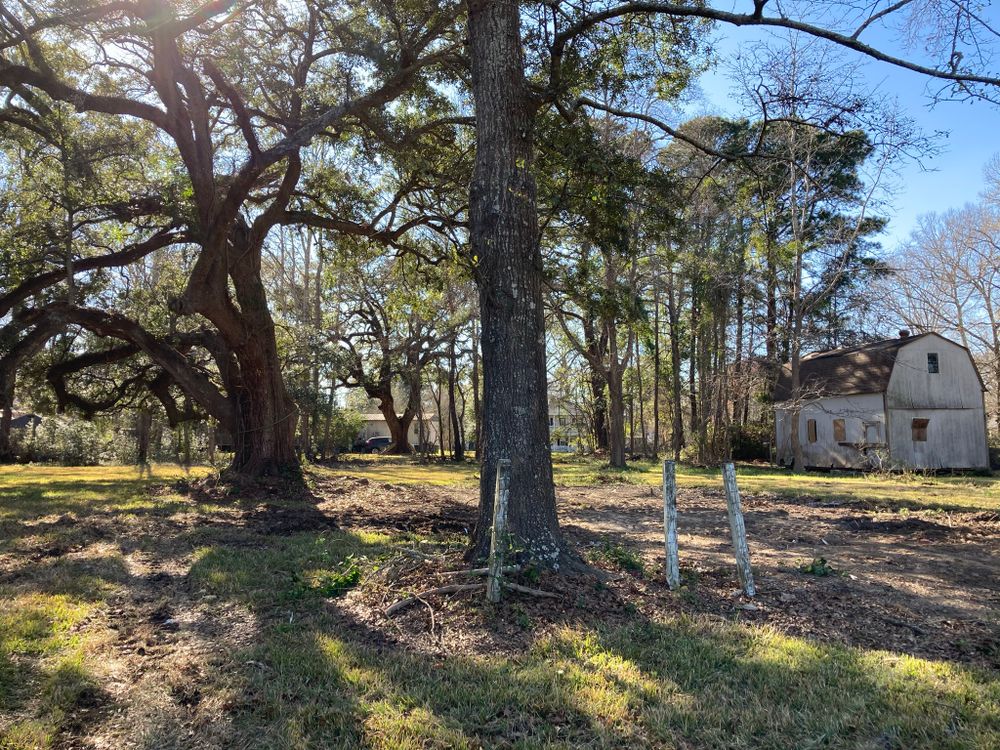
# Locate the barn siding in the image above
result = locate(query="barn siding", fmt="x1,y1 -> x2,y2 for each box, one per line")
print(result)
884,336 -> 988,468
886,335 -> 984,409
775,393 -> 885,468
886,406 -> 989,469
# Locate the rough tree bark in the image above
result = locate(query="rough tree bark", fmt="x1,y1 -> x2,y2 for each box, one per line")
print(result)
466,0 -> 565,566
0,318 -> 61,462
583,314 -> 610,451
373,389 -> 415,454
0,379 -> 13,463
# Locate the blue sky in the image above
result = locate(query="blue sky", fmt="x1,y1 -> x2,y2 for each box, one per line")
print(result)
685,22 -> 1000,253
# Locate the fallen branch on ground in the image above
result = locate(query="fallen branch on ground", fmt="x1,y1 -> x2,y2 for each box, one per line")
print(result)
384,579 -> 559,616
437,565 -> 522,577
385,583 -> 485,615
502,581 -> 558,598
399,548 -> 447,561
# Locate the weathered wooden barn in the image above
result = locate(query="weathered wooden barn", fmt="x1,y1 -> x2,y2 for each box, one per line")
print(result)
773,332 -> 990,470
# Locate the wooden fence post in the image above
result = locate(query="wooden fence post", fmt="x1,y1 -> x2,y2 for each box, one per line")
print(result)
663,460 -> 680,590
486,458 -> 511,603
721,462 -> 756,597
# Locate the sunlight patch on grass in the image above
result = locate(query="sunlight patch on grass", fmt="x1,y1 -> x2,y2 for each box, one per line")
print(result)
312,455 -> 480,487
0,463 -> 212,522
222,616 -> 998,749
318,455 -> 1000,512
189,529 -> 394,605
0,593 -> 90,660
0,593 -> 101,750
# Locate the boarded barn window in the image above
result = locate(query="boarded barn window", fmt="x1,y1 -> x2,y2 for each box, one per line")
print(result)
911,418 -> 929,442
833,419 -> 846,442
864,422 -> 881,444
807,419 -> 817,443
927,353 -> 939,373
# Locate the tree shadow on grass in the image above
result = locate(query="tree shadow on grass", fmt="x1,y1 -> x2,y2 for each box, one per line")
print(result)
174,509 -> 1000,750
184,558 -> 1000,750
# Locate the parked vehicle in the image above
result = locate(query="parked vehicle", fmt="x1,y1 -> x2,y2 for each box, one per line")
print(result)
363,436 -> 392,454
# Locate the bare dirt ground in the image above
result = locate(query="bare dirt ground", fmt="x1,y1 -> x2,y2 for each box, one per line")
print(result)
313,474 -> 1000,669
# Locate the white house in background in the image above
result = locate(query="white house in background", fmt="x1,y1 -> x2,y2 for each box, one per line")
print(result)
548,396 -> 585,453
773,331 -> 989,470
356,413 -> 438,447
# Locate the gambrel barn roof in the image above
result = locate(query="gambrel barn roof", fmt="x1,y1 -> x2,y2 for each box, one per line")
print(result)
772,333 -> 939,402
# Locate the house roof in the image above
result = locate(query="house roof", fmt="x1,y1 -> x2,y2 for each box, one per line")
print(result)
9,412 -> 41,428
772,333 -> 934,402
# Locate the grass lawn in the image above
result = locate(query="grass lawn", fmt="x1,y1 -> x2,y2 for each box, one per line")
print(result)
321,453 -> 1000,513
0,463 -> 997,748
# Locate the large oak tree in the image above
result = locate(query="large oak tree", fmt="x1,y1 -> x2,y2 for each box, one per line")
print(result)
0,0 -> 461,475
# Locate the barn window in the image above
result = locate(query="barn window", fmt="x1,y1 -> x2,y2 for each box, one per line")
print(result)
911,418 -> 929,442
927,353 -> 939,373
806,419 -> 817,443
833,419 -> 846,442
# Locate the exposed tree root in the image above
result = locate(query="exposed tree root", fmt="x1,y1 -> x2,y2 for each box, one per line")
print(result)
385,579 -> 558,616
385,584 -> 485,615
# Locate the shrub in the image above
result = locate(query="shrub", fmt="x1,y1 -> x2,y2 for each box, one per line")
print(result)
11,418 -> 108,465
800,557 -> 835,576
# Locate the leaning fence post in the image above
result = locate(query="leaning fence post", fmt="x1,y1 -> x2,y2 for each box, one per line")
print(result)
721,462 -> 756,597
486,458 -> 511,603
663,460 -> 680,590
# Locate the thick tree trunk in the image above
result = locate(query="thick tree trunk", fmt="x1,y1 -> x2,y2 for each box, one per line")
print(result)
471,318 -> 482,457
0,376 -> 14,463
591,375 -> 610,452
136,408 -> 152,465
583,315 -> 609,451
0,404 -> 12,463
377,395 -> 414,454
195,230 -> 300,477
0,321 -> 60,463
607,373 -> 627,469
466,0 -> 564,566
219,319 -> 298,475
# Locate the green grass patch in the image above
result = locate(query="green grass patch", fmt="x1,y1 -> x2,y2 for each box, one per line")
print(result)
0,463 -> 212,523
315,455 -> 1000,513
189,529 -> 393,606
291,556 -> 363,599
0,594 -> 100,749
222,617 -> 999,749
589,539 -> 646,575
